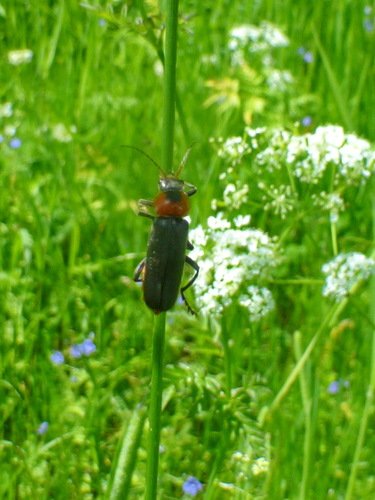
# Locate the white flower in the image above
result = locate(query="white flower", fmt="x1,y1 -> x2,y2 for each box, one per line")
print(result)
0,102 -> 13,118
223,182 -> 249,209
252,125 -> 374,184
260,183 -> 295,218
322,252 -> 375,301
239,286 -> 275,321
153,60 -> 163,77
252,457 -> 270,475
8,49 -> 33,65
190,218 -> 278,318
266,69 -> 293,91
51,123 -> 75,143
218,136 -> 250,164
4,125 -> 17,137
234,214 -> 251,227
312,192 -> 345,223
228,22 -> 289,53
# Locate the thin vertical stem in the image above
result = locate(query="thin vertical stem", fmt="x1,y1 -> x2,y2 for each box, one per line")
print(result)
145,313 -> 167,499
161,0 -> 179,173
344,195 -> 375,500
294,331 -> 313,499
145,2 -> 179,498
107,405 -> 147,500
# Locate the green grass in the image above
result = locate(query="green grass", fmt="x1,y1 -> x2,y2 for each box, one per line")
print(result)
1,0 -> 375,498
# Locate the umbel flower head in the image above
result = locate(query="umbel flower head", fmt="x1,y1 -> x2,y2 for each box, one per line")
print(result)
251,125 -> 375,185
322,252 -> 375,301
190,214 -> 278,320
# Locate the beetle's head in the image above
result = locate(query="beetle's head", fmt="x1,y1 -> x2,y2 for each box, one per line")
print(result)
158,176 -> 184,192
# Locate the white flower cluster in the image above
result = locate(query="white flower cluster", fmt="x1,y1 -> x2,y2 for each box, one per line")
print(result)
251,125 -> 375,185
312,191 -> 345,223
286,125 -> 375,184
8,49 -> 33,65
322,252 -> 375,301
251,128 -> 289,173
217,136 -> 250,165
228,22 -> 289,54
259,183 -> 295,219
190,214 -> 278,319
266,69 -> 293,91
223,182 -> 249,209
239,286 -> 275,321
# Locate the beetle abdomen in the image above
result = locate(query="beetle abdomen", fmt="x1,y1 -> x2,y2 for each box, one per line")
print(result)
143,217 -> 189,312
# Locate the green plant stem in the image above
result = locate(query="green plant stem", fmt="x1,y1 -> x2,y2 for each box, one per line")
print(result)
107,405 -> 147,500
344,197 -> 375,500
330,220 -> 338,256
294,331 -> 313,499
145,4 -> 179,496
312,27 -> 352,130
145,313 -> 167,500
221,316 -> 233,395
161,0 -> 179,173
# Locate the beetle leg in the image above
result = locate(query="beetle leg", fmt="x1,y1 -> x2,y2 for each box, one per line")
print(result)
184,182 -> 197,197
138,198 -> 155,219
187,240 -> 194,250
138,199 -> 154,208
134,258 -> 146,283
180,256 -> 199,315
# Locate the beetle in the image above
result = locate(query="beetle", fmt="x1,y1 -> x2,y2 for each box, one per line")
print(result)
134,148 -> 199,315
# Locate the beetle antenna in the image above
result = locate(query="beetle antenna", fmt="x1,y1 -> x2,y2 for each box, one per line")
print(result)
174,142 -> 197,177
122,145 -> 167,177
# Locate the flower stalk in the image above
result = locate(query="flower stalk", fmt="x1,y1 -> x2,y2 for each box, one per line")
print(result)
145,1 -> 179,498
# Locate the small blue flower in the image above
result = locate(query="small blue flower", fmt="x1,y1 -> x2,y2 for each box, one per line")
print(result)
70,344 -> 83,358
297,47 -> 314,64
327,379 -> 350,394
9,137 -> 22,149
69,337 -> 97,358
327,380 -> 340,394
363,19 -> 374,32
182,476 -> 203,496
80,338 -> 96,356
37,421 -> 49,435
98,18 -> 107,27
303,51 -> 313,63
50,350 -> 64,365
364,6 -> 372,16
0,134 -> 4,143
301,116 -> 312,127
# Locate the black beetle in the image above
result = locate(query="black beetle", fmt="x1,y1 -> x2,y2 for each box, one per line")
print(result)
134,149 -> 199,314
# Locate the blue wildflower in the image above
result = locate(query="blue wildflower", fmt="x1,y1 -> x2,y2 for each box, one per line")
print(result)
297,47 -> 313,63
327,379 -> 350,394
327,380 -> 340,394
363,19 -> 374,32
301,116 -> 312,127
80,338 -> 96,356
70,344 -> 83,358
303,51 -> 313,63
69,337 -> 96,358
9,137 -> 22,149
98,18 -> 107,27
0,134 -> 4,143
182,476 -> 203,496
50,350 -> 64,365
37,421 -> 49,435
